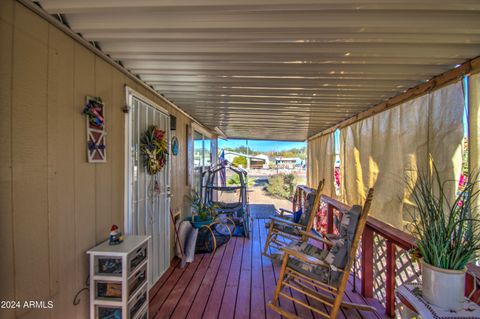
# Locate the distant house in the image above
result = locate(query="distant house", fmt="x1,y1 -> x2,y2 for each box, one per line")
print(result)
274,157 -> 302,169
253,154 -> 270,169
223,150 -> 269,169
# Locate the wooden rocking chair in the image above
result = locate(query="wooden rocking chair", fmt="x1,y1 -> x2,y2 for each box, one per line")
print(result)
268,188 -> 375,319
262,180 -> 324,257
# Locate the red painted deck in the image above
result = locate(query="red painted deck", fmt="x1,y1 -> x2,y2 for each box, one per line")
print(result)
149,219 -> 389,319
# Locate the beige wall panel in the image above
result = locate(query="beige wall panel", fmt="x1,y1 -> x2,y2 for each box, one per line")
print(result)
73,43 -> 96,319
0,0 -> 14,24
126,76 -> 139,92
11,5 -> 50,318
14,2 -> 47,43
144,90 -> 157,106
94,57 -> 113,242
168,110 -> 190,257
47,26 -> 76,317
0,17 -> 15,319
174,114 -> 186,214
111,70 -> 127,227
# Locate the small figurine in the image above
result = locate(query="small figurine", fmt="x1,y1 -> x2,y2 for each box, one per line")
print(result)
109,224 -> 124,245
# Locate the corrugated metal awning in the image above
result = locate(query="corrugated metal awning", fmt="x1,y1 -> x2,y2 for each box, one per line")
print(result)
37,0 -> 480,141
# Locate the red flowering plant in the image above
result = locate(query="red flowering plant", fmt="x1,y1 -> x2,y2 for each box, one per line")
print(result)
140,126 -> 168,175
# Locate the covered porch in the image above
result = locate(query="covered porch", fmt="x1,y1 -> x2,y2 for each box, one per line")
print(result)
1,1 -> 480,319
149,189 -> 480,319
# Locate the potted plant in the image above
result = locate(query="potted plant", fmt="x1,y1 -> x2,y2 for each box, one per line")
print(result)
188,191 -> 216,228
408,164 -> 480,311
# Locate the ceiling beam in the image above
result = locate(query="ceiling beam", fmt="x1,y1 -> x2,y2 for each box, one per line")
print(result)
164,92 -> 385,101
82,31 -> 480,44
102,42 -> 480,58
65,11 -> 480,33
39,0 -> 480,14
111,53 -> 464,65
152,85 -> 398,94
129,64 -> 449,76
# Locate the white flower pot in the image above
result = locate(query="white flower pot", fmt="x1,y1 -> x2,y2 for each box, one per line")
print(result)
421,261 -> 466,311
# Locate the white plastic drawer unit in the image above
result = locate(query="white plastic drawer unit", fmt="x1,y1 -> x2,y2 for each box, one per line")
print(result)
87,236 -> 150,319
95,280 -> 122,301
127,262 -> 147,298
135,304 -> 148,319
127,243 -> 148,276
128,285 -> 148,319
96,257 -> 123,277
95,305 -> 122,319
94,262 -> 147,302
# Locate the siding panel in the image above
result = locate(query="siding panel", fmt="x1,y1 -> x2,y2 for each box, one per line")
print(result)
47,25 -> 76,318
94,57 -> 113,242
111,71 -> 127,227
12,4 -> 50,318
1,3 -> 196,318
0,15 -> 15,319
73,43 -> 96,318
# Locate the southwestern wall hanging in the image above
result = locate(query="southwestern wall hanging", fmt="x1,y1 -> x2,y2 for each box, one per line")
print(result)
83,96 -> 106,163
140,126 -> 168,175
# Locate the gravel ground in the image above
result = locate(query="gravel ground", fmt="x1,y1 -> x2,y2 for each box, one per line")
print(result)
216,178 -> 292,219
247,179 -> 293,218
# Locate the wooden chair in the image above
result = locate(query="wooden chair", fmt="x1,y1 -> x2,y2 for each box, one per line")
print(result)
268,188 -> 375,319
262,180 -> 324,257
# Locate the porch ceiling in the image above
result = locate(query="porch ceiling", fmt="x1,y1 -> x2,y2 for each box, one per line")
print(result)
37,0 -> 480,141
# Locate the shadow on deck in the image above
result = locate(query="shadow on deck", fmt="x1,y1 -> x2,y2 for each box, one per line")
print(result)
149,219 -> 389,319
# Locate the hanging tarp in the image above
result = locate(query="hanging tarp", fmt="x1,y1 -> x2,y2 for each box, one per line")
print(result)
307,132 -> 336,198
470,73 -> 480,219
339,81 -> 464,229
428,81 -> 465,205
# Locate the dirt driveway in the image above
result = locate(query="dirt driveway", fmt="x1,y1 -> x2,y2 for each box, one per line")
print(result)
247,178 -> 293,219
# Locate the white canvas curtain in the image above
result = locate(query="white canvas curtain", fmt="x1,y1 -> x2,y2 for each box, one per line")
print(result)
307,132 -> 336,198
470,73 -> 480,219
340,81 -> 465,229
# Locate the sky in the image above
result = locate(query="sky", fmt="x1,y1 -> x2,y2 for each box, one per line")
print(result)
218,139 -> 306,152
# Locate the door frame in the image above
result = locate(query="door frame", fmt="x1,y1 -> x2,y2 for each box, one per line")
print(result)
124,86 -> 170,233
124,86 -> 171,284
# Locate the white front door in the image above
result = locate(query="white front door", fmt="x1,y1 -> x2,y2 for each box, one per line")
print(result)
126,89 -> 171,286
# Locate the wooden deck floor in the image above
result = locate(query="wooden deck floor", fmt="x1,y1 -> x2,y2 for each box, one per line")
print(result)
149,219 -> 389,319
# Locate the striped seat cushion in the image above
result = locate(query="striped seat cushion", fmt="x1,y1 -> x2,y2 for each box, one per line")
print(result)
286,205 -> 362,286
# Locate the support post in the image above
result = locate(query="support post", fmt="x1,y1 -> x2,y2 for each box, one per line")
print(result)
386,239 -> 396,317
361,226 -> 374,298
326,204 -> 334,234
465,269 -> 480,303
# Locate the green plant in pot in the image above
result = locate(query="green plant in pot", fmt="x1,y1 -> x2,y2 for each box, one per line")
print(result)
188,191 -> 217,228
407,164 -> 480,311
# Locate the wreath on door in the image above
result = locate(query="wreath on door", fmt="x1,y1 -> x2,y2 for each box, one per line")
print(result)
140,126 -> 168,175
